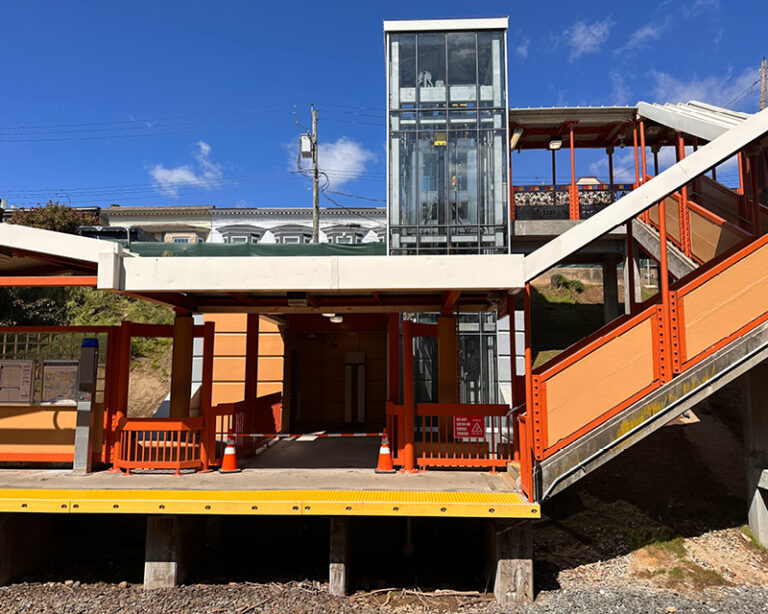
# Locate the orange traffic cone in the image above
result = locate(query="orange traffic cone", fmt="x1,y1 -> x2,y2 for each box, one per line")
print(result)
375,429 -> 396,474
219,430 -> 242,473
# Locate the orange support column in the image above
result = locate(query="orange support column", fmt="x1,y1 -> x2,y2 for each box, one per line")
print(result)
243,314 -> 260,409
657,198 -> 673,383
639,119 -> 648,181
677,133 -> 692,257
400,319 -> 417,473
750,154 -> 761,236
522,283 -> 534,495
109,321 -> 132,471
200,321 -> 215,471
632,119 -> 640,187
387,313 -> 400,404
569,123 -> 579,220
169,311 -> 194,419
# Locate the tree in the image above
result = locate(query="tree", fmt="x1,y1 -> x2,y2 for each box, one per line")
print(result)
7,201 -> 97,234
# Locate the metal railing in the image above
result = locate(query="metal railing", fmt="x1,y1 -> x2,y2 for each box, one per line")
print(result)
112,417 -> 204,474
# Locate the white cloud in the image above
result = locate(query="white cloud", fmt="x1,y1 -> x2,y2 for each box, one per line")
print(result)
515,37 -> 530,59
651,66 -> 759,110
148,141 -> 223,197
564,18 -> 613,62
615,22 -> 664,55
299,137 -> 375,188
683,0 -> 719,17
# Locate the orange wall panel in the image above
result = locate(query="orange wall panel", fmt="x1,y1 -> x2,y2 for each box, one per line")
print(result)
682,243 -> 768,359
205,313 -> 248,333
213,334 -> 247,356
544,317 -> 655,447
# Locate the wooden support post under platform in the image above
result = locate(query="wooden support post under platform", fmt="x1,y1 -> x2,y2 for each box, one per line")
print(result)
487,519 -> 534,605
329,517 -> 350,596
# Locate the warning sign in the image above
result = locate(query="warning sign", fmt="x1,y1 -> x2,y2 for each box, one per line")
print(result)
454,416 -> 485,440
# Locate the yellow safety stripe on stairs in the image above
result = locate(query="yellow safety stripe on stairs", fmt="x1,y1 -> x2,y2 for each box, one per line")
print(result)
0,488 -> 540,518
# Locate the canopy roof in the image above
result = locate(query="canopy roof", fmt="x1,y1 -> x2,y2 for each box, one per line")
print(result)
509,101 -> 750,151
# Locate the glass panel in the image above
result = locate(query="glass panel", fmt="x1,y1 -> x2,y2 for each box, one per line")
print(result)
459,334 -> 482,403
414,336 -> 437,403
390,131 -> 418,226
478,32 -> 506,108
418,131 -> 446,227
390,34 -> 416,109
447,33 -> 477,108
448,130 -> 478,225
417,33 -> 446,106
478,129 -> 507,228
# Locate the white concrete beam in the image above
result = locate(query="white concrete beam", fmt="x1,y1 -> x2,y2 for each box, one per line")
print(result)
117,254 -> 525,293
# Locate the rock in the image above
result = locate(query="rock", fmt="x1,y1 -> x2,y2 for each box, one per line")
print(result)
666,607 -> 677,613
64,580 -> 74,586
118,581 -> 129,589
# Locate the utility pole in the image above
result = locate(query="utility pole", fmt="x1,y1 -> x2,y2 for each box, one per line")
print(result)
760,58 -> 767,111
311,104 -> 320,243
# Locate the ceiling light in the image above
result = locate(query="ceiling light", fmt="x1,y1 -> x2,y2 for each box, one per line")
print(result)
330,315 -> 344,324
322,313 -> 336,318
548,138 -> 563,151
509,127 -> 524,150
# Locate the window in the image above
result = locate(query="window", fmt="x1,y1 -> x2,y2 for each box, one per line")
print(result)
172,237 -> 190,244
229,235 -> 248,244
335,236 -> 353,244
282,236 -> 301,244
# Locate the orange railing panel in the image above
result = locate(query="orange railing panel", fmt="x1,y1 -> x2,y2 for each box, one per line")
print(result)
531,305 -> 661,459
687,200 -> 750,264
113,417 -> 203,474
414,402 -> 514,469
677,233 -> 768,368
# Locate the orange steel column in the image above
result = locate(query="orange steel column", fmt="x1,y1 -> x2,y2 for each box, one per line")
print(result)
387,313 -> 400,404
109,321 -> 132,471
243,314 -> 260,409
200,321 -> 215,471
626,222 -> 637,314
657,198 -> 673,383
677,133 -> 692,256
750,154 -> 761,236
569,123 -> 579,220
639,120 -> 648,181
400,319 -> 417,473
523,283 -> 535,474
632,119 -> 640,187
169,311 -> 194,418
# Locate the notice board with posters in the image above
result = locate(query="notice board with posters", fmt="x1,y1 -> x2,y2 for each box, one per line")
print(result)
0,360 -> 35,404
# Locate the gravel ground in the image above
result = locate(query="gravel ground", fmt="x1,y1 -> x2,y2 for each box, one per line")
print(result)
1,582 -> 768,614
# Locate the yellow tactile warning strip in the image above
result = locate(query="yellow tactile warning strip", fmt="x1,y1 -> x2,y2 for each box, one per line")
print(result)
0,489 -> 540,519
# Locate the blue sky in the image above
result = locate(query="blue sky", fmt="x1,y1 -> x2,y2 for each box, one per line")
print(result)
0,0 -> 764,209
